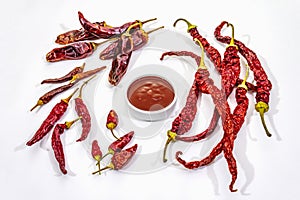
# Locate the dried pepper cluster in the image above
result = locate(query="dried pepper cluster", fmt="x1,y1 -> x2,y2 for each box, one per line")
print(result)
162,18 -> 272,192
26,12 -> 273,192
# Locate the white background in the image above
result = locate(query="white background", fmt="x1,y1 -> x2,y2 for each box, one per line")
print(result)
1,0 -> 299,199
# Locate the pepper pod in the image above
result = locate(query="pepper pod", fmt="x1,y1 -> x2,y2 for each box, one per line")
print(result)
91,140 -> 103,175
106,109 -> 119,140
92,144 -> 138,175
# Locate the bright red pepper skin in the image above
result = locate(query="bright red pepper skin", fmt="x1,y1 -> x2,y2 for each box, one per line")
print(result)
75,98 -> 91,142
51,123 -> 68,174
108,131 -> 134,153
26,100 -> 68,146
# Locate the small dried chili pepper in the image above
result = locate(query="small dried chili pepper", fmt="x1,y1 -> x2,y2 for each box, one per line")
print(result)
30,82 -> 75,111
99,26 -> 164,60
78,11 -> 156,39
46,39 -> 114,62
74,76 -> 96,142
214,21 -> 272,137
101,131 -> 135,160
55,21 -> 109,45
106,110 -> 119,140
91,140 -> 102,175
26,88 -> 78,146
69,66 -> 106,83
92,144 -> 138,175
51,118 -> 80,174
108,52 -> 132,86
41,63 -> 85,84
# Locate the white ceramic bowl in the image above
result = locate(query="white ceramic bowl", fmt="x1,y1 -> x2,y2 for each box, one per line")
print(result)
125,71 -> 177,121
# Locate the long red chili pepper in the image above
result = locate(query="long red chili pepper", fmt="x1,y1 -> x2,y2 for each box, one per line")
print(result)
26,88 -> 78,146
176,53 -> 250,192
92,144 -> 138,174
175,23 -> 241,142
30,82 -> 75,112
41,63 -> 85,84
108,52 -> 132,86
78,11 -> 156,39
214,21 -> 272,137
51,118 -> 80,174
74,76 -> 96,142
55,21 -> 109,45
91,140 -> 102,175
46,39 -> 114,62
69,66 -> 106,83
173,18 -> 222,72
106,109 -> 119,140
99,25 -> 164,60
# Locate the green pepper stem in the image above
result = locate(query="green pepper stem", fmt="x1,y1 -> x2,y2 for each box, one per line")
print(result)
258,109 -> 272,137
194,38 -> 207,70
173,18 -> 197,32
30,99 -> 44,112
237,64 -> 249,90
65,117 -> 81,129
92,164 -> 113,175
162,137 -> 172,163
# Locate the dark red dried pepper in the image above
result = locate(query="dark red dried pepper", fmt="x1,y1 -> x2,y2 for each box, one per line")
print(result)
26,88 -> 78,146
108,52 -> 132,86
55,21 -> 109,45
99,25 -> 164,60
214,21 -> 272,137
41,63 -> 85,84
106,109 -> 119,140
30,82 -> 75,111
69,66 -> 106,83
92,144 -> 138,174
51,118 -> 80,174
46,39 -> 113,62
74,76 -> 96,142
78,11 -> 156,39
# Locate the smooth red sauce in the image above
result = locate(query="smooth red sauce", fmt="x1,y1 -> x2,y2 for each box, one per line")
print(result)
127,76 -> 175,111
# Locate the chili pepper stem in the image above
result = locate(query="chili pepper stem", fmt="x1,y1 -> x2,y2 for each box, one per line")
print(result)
123,22 -> 143,36
62,88 -> 79,104
95,161 -> 101,175
100,149 -> 114,161
92,163 -> 114,175
30,100 -> 44,112
173,18 -> 197,32
141,18 -> 157,24
226,23 -> 238,49
110,129 -> 120,140
65,117 -> 82,129
163,138 -> 172,163
255,101 -> 271,137
78,75 -> 97,98
146,26 -> 164,35
194,38 -> 207,70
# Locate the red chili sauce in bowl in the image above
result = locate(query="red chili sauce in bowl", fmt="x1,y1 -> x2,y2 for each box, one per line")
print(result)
127,76 -> 175,112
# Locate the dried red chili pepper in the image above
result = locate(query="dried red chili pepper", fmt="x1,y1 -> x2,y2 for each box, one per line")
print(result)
41,63 -> 85,84
101,131 -> 135,160
106,110 -> 119,140
55,21 -> 109,45
108,52 -> 132,86
30,82 -> 75,111
26,88 -> 78,146
74,76 -> 96,142
46,39 -> 114,62
214,21 -> 272,137
92,144 -> 138,175
176,66 -> 251,192
173,18 -> 222,72
99,26 -> 164,60
91,140 -> 102,175
69,66 -> 106,83
78,11 -> 156,39
51,118 -> 80,174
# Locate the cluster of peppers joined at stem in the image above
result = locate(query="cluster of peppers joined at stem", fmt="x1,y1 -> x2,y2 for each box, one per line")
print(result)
162,18 -> 272,192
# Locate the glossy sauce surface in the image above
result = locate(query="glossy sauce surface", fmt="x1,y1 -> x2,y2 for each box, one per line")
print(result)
127,76 -> 175,111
